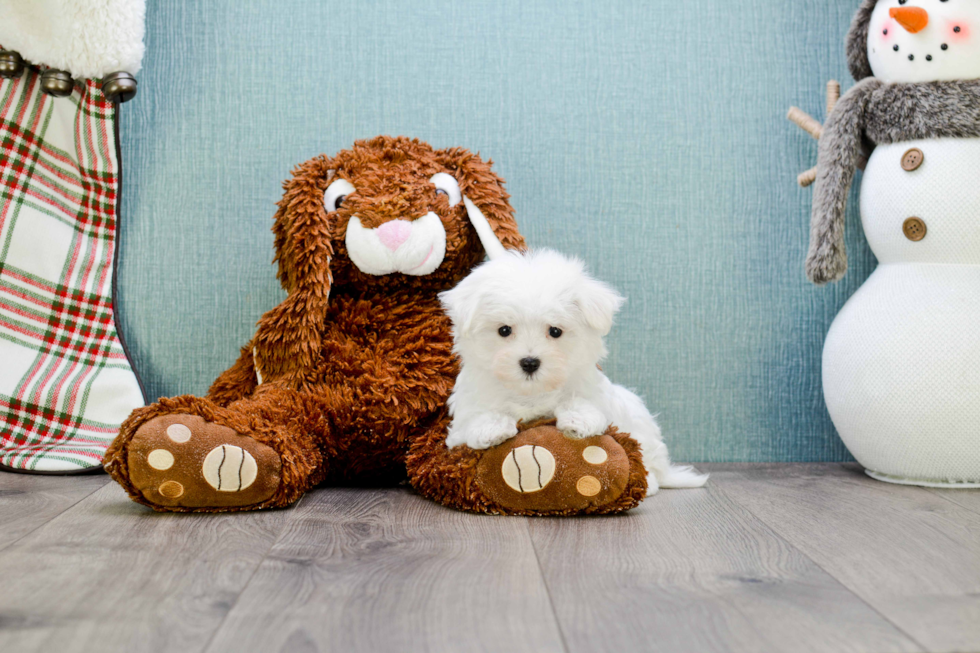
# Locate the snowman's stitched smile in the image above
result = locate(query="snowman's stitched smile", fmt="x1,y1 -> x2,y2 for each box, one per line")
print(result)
885,35 -> 951,62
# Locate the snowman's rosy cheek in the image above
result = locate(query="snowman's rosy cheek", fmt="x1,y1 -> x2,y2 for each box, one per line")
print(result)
878,21 -> 895,43
947,20 -> 971,42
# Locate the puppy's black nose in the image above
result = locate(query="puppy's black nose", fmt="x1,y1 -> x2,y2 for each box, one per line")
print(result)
520,357 -> 541,375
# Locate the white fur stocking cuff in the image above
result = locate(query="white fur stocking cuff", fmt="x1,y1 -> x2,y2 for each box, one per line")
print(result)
0,0 -> 145,79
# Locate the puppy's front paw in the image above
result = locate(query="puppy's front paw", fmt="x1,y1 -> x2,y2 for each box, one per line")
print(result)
556,404 -> 609,440
447,413 -> 519,450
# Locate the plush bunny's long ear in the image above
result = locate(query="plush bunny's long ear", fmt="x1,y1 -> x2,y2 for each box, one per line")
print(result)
271,156 -> 335,294
437,147 -> 526,256
462,197 -> 507,260
252,156 -> 335,383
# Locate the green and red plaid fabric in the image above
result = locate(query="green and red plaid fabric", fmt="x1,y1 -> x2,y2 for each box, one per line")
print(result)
0,61 -> 144,473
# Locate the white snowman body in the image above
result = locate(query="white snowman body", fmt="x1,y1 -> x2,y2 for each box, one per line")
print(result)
821,0 -> 980,485
824,138 -> 980,485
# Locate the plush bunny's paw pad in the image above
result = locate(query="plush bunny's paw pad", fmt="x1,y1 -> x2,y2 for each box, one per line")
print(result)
474,423 -> 631,513
501,445 -> 556,493
127,415 -> 281,509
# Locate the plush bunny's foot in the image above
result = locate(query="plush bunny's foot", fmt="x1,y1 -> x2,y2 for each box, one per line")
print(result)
125,414 -> 282,509
473,421 -> 639,514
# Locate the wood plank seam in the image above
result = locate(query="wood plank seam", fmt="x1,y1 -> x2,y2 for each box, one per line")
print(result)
708,465 -> 930,652
0,475 -> 110,552
200,488 -> 570,652
688,482 -> 920,653
526,473 -> 924,653
524,517 -> 572,653
923,488 -> 980,516
197,493 -> 310,653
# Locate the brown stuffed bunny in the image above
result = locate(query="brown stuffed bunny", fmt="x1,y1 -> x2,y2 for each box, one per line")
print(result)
104,136 -> 648,515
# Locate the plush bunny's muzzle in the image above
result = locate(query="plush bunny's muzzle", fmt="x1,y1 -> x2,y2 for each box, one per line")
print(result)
345,212 -> 447,276
344,193 -> 507,277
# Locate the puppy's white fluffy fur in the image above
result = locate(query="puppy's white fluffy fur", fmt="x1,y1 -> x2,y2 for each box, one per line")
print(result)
439,249 -> 707,492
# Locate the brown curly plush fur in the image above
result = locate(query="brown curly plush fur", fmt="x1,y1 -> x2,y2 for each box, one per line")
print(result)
104,136 -> 647,515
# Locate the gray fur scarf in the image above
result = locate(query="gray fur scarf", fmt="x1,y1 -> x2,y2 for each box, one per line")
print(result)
806,79 -> 980,284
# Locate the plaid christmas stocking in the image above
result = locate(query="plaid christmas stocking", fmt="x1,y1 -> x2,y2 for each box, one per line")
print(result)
0,63 -> 145,473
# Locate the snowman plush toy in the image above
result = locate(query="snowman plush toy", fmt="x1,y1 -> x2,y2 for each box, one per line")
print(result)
806,0 -> 980,487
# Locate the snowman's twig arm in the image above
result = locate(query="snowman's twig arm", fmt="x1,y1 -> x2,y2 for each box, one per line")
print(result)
788,107 -> 823,140
788,81 -> 843,188
806,78 -> 882,284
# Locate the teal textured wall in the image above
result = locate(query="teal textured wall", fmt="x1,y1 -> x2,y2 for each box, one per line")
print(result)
117,0 -> 875,462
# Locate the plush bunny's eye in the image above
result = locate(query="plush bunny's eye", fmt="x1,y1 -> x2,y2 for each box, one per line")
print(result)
324,178 -> 356,212
430,172 -> 461,207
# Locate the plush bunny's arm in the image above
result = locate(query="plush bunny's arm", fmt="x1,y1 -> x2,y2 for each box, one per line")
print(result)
806,78 -> 882,284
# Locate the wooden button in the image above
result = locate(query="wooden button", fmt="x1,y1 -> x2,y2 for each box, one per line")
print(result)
903,217 -> 927,241
901,148 -> 924,171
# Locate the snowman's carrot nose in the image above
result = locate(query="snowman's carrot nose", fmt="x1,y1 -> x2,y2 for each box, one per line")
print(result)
890,6 -> 929,34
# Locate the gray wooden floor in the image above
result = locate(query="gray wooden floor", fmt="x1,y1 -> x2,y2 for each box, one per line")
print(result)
1,464 -> 978,653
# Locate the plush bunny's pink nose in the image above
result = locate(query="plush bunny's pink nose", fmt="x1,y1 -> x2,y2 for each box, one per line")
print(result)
376,220 -> 412,251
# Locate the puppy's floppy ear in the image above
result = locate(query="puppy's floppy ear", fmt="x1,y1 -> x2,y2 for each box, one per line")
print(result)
436,147 -> 526,256
574,276 -> 625,336
438,278 -> 483,339
252,155 -> 337,382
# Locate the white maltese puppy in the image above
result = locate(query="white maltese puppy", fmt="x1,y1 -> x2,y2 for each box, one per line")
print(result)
439,248 -> 707,492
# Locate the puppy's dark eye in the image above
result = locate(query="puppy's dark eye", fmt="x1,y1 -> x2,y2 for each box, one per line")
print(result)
549,327 -> 563,338
334,195 -> 346,210
498,326 -> 512,337
435,189 -> 448,197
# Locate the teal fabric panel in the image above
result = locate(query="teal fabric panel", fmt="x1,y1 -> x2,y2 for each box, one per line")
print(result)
117,0 -> 874,462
